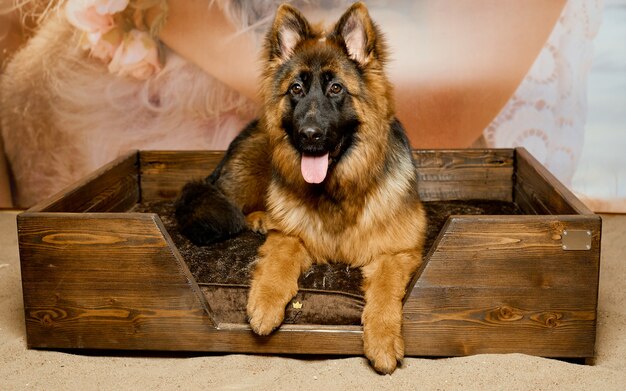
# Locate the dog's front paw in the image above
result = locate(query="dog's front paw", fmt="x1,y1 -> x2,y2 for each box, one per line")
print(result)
245,233 -> 306,335
246,211 -> 269,234
246,287 -> 286,335
363,324 -> 404,374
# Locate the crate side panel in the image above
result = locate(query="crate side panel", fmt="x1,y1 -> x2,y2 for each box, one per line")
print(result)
18,213 -> 215,350
515,148 -> 593,215
140,149 -> 515,203
403,215 -> 600,357
420,215 -> 601,288
413,150 -> 514,202
140,151 -> 223,201
30,152 -> 139,213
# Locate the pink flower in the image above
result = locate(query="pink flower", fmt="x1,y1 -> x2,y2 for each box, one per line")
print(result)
65,0 -> 129,33
65,0 -> 162,79
108,29 -> 162,79
88,28 -> 123,62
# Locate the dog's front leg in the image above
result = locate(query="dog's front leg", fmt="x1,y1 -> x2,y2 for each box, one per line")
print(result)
247,232 -> 312,335
361,250 -> 423,374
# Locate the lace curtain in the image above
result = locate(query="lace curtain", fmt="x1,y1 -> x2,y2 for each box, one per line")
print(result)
483,0 -> 604,187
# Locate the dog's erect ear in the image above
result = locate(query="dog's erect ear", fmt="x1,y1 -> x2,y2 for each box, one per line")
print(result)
332,2 -> 381,66
267,4 -> 312,62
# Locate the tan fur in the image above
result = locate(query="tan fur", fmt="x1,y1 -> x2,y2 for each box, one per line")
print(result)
242,3 -> 427,374
216,128 -> 270,214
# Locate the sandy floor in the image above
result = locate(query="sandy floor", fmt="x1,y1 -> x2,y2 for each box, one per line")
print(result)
0,211 -> 625,390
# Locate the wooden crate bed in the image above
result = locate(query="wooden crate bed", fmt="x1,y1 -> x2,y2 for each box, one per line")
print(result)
17,148 -> 601,359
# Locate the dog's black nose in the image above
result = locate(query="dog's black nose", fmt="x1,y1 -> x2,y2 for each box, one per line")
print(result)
301,127 -> 323,142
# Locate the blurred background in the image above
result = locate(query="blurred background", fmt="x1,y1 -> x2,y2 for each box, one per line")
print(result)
571,0 -> 626,212
0,0 -> 624,211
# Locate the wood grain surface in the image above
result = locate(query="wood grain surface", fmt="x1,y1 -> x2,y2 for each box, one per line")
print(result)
515,148 -> 594,215
18,213 -> 215,349
140,151 -> 223,201
404,214 -> 600,357
414,149 -> 514,202
138,149 -> 516,203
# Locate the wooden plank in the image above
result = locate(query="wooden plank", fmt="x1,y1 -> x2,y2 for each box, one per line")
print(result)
140,149 -> 516,202
403,287 -> 596,357
413,149 -> 515,169
402,214 -> 601,357
140,151 -> 222,201
515,147 -> 594,215
403,299 -> 595,357
417,180 -> 512,202
28,152 -> 139,213
420,215 -> 601,288
413,149 -> 514,201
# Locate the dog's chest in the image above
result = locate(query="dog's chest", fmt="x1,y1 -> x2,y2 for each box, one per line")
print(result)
268,188 -> 397,264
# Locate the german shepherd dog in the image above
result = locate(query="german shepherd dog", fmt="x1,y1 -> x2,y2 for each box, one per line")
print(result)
175,2 -> 426,374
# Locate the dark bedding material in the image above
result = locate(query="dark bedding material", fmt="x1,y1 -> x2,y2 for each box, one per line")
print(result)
131,200 -> 522,325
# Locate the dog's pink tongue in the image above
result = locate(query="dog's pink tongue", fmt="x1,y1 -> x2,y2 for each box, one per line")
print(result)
301,153 -> 329,184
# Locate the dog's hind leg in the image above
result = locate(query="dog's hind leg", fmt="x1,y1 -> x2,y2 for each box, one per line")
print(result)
174,180 -> 247,245
246,232 -> 312,335
360,250 -> 423,374
174,120 -> 269,245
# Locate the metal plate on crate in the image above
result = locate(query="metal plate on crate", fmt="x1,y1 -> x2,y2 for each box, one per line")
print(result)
562,230 -> 592,251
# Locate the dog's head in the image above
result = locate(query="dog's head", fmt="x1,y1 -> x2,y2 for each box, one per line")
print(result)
262,2 -> 392,184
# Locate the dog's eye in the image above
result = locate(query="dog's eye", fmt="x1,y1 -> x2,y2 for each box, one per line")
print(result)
329,83 -> 343,95
290,83 -> 303,96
